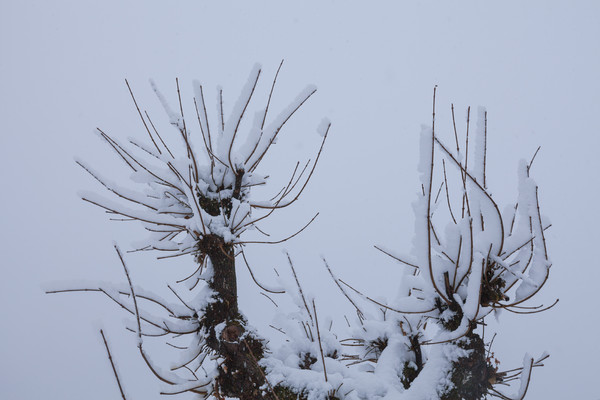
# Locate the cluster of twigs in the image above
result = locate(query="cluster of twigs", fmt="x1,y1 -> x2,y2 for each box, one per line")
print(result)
78,61 -> 328,261
49,245 -> 215,396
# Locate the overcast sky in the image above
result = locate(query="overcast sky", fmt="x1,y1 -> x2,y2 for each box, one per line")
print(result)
2,1 -> 599,399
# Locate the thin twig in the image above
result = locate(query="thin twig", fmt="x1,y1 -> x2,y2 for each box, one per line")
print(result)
125,79 -> 161,155
115,245 -> 142,344
527,146 -> 541,175
312,299 -> 328,382
241,249 -> 285,294
323,257 -> 364,321
373,245 -> 419,270
100,329 -> 128,400
286,252 -> 314,325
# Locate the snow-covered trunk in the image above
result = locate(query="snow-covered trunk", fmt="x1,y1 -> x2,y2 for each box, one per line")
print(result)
200,235 -> 239,325
193,170 -> 273,399
196,242 -> 274,399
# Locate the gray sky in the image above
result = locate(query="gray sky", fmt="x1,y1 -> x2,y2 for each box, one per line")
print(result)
1,1 -> 599,398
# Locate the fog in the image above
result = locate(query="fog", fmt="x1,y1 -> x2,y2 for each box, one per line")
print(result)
1,1 -> 599,398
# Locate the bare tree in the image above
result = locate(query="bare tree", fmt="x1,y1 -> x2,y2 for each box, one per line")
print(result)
49,69 -> 554,400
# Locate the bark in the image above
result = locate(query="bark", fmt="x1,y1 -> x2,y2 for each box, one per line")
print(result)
197,233 -> 276,400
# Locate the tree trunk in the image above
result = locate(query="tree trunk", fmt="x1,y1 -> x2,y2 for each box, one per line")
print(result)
198,234 -> 275,400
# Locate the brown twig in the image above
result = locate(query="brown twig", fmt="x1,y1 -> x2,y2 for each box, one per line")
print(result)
312,299 -> 328,382
100,329 -> 128,400
286,252 -> 314,325
240,249 -> 285,294
125,79 -> 161,155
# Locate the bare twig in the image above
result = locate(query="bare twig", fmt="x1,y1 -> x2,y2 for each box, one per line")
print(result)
312,300 -> 328,382
100,329 -> 128,400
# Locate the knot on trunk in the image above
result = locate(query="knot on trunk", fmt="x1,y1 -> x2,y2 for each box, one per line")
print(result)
222,323 -> 244,343
197,233 -> 234,259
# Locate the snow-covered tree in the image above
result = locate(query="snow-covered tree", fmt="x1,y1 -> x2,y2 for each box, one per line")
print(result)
49,67 -> 554,400
324,92 -> 555,400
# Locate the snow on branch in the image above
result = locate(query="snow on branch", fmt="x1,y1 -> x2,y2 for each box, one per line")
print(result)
80,63 -> 328,261
319,93 -> 554,400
